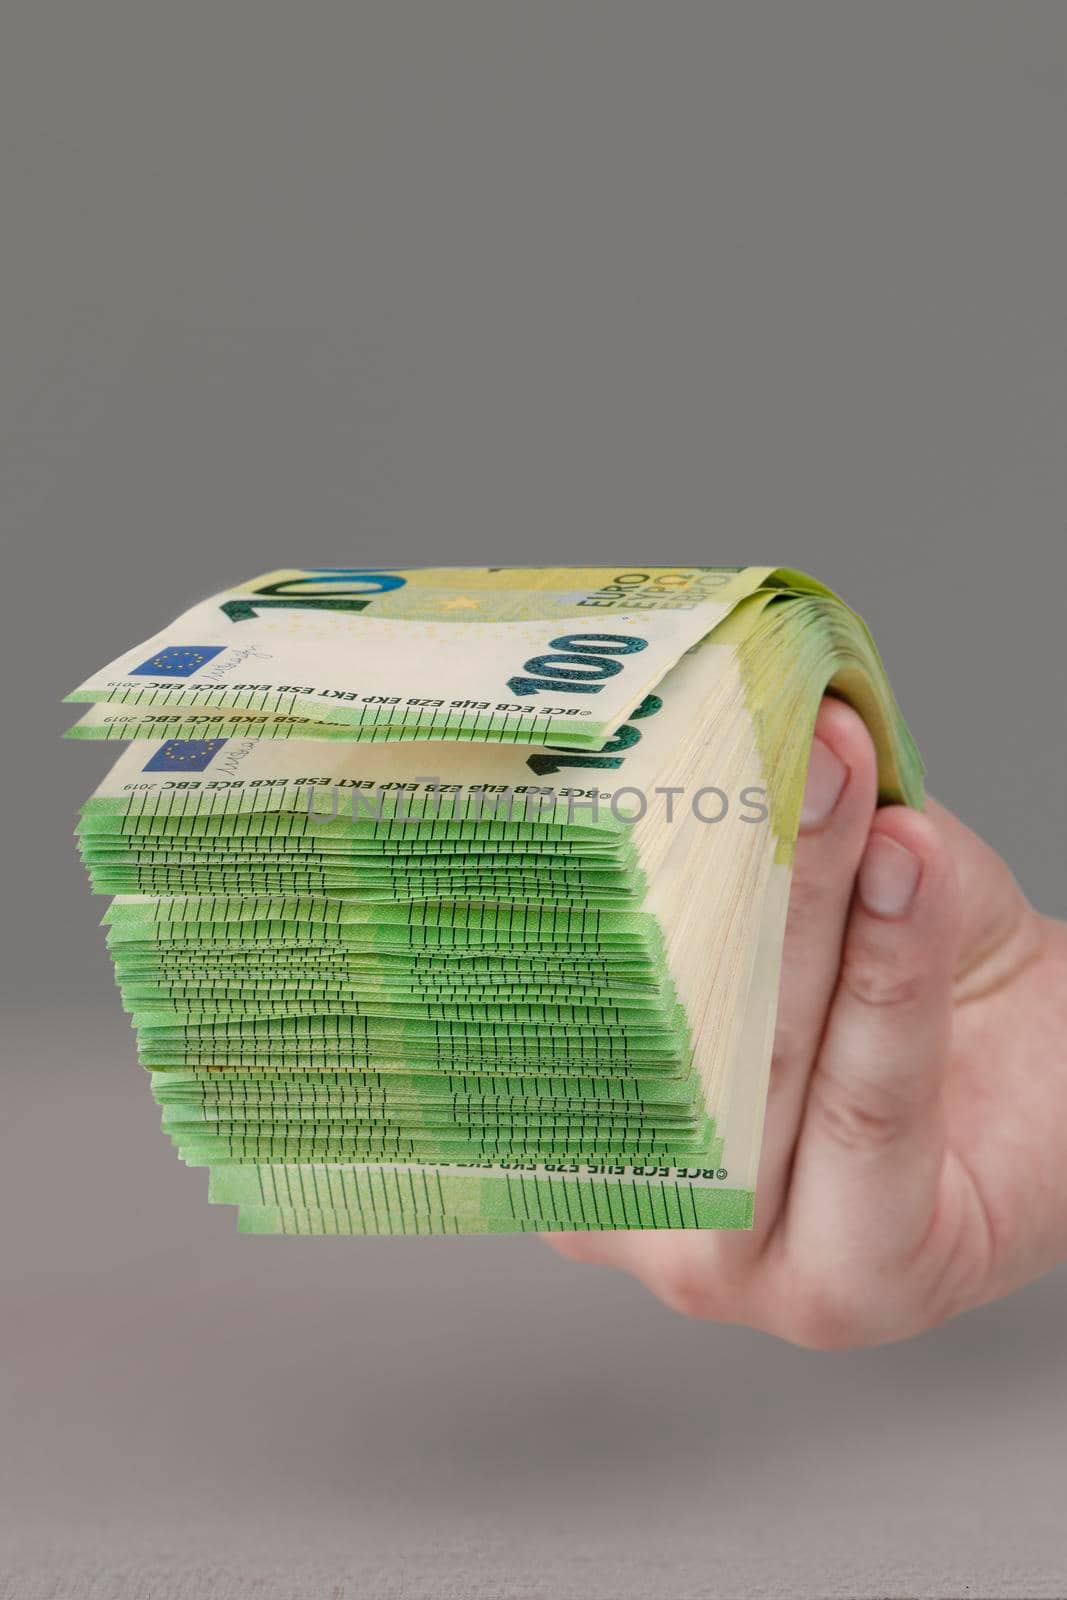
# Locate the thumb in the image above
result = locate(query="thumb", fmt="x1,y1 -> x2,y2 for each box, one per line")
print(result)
781,806 -> 962,1338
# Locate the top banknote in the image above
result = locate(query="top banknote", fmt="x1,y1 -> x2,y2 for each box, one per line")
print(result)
67,566 -> 784,749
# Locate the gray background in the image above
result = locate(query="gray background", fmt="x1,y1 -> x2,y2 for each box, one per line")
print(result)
2,4 -> 1066,1596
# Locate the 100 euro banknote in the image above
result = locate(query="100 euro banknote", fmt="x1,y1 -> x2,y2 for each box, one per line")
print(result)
67,565 -> 778,748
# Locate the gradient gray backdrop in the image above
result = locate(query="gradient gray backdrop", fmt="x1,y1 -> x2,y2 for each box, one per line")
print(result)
2,5 -> 1066,1597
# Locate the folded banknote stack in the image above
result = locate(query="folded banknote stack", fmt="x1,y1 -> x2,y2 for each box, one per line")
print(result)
68,567 -> 922,1234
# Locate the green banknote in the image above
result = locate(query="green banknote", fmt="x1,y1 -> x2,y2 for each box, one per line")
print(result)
67,566 -> 774,749
69,565 -> 923,1234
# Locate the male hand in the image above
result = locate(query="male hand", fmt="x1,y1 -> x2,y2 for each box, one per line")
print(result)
548,698 -> 1067,1347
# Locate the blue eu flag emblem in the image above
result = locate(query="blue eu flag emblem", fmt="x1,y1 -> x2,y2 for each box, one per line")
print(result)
142,740 -> 227,773
130,645 -> 225,678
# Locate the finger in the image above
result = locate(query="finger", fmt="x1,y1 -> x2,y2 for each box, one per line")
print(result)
784,805 -> 961,1304
541,1229 -> 680,1283
751,697 -> 879,1235
542,1231 -> 623,1266
543,1228 -> 738,1321
924,798 -> 1040,999
545,699 -> 881,1287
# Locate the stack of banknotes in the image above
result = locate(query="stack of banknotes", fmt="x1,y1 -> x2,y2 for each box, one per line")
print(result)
67,567 -> 922,1235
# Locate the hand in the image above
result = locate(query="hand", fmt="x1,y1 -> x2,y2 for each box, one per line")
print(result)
547,698 -> 1067,1347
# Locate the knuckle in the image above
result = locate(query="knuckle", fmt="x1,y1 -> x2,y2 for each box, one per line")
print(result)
543,1233 -> 596,1263
807,1074 -> 918,1153
840,947 -> 926,1010
650,1252 -> 724,1321
656,1268 -> 719,1321
785,1285 -> 872,1351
